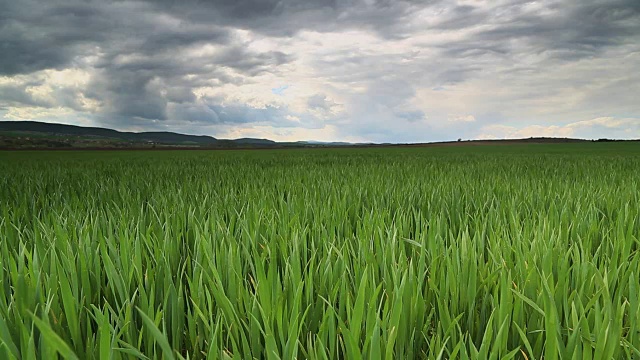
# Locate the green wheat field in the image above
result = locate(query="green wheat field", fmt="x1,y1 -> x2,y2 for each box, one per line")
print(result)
1,144 -> 639,359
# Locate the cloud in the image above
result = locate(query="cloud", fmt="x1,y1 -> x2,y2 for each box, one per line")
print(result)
478,117 -> 640,140
144,0 -> 428,39
478,124 -> 576,139
448,114 -> 476,123
307,94 -> 330,110
437,0 -> 640,61
0,0 -> 639,141
3,106 -> 74,121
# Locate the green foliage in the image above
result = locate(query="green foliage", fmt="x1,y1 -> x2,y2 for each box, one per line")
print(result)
1,144 -> 639,359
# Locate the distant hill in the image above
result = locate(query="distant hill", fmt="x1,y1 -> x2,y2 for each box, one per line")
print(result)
232,138 -> 277,145
0,121 -> 283,149
0,121 -> 220,145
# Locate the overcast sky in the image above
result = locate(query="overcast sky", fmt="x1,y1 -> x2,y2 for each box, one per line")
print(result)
1,0 -> 639,142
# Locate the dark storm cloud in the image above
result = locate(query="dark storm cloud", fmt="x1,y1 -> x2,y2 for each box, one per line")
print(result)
0,38 -> 71,76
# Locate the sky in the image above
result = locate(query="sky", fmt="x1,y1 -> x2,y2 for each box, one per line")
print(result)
1,0 -> 639,143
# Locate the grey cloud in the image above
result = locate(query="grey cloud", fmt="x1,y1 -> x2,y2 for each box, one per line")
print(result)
432,67 -> 482,86
438,0 -> 640,63
168,103 -> 221,124
98,73 -> 168,121
308,94 -> 329,110
173,101 -> 283,125
432,4 -> 491,31
307,94 -> 334,110
0,38 -> 73,76
396,110 -> 425,122
168,98 -> 323,129
0,0 -> 289,76
139,27 -> 229,53
1,0 -> 639,141
212,47 -> 293,75
0,0 -> 300,125
327,77 -> 430,141
421,0 -> 640,102
367,78 -> 417,108
85,43 -> 293,123
142,0 -> 437,40
0,81 -> 47,107
165,87 -> 197,104
0,76 -> 88,112
0,0 -> 141,75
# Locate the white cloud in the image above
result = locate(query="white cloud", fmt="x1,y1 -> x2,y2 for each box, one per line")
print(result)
567,117 -> 640,130
448,114 -> 476,122
477,117 -> 640,140
4,106 -> 74,120
198,123 -> 366,143
477,124 -> 575,139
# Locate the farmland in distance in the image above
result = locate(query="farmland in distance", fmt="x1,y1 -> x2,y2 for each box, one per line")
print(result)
1,143 -> 639,359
